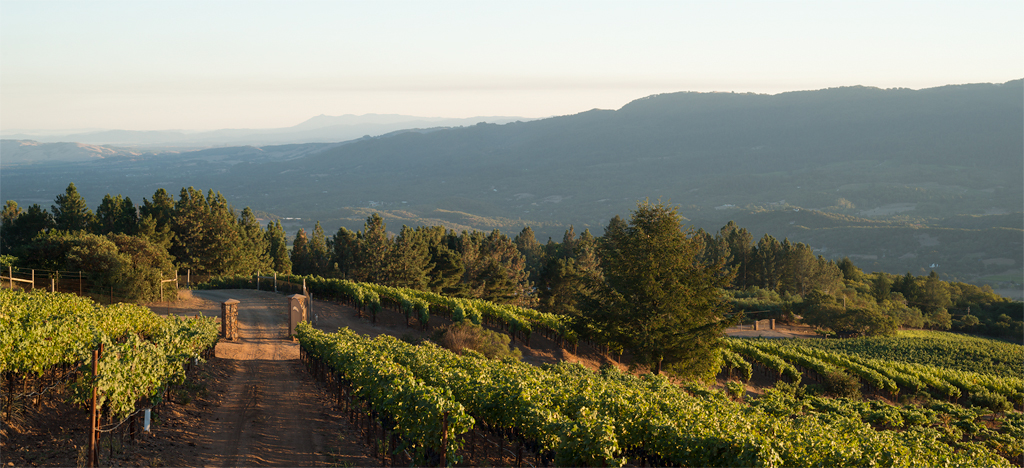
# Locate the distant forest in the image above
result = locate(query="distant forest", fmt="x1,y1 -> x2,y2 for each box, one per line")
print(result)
2,81 -> 1020,288
3,184 -> 1020,342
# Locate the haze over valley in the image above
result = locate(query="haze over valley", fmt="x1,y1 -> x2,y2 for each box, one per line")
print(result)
3,80 -> 1021,296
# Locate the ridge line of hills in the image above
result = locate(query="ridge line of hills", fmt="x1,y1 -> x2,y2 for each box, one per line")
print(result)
1,80 -> 1021,295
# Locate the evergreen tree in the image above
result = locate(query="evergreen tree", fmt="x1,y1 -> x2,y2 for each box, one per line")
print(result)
202,190 -> 244,275
870,272 -> 893,303
236,207 -> 272,274
139,189 -> 175,248
601,215 -> 628,252
1,201 -> 22,253
538,228 -> 602,320
10,204 -> 54,250
308,221 -> 331,276
513,226 -> 545,282
356,214 -> 391,283
388,225 -> 432,289
721,221 -> 753,289
461,229 -> 533,306
266,220 -> 292,274
893,272 -> 921,304
920,270 -> 952,314
426,242 -> 465,295
780,242 -> 841,296
118,197 -> 139,235
836,256 -> 863,282
331,226 -> 359,278
94,194 -> 138,235
170,187 -> 215,274
574,229 -> 601,275
52,182 -> 94,231
752,234 -> 783,291
590,200 -> 735,377
561,225 -> 577,259
291,228 -> 310,275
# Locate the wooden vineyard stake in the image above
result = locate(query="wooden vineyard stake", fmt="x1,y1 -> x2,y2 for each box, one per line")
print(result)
440,412 -> 449,468
88,344 -> 103,468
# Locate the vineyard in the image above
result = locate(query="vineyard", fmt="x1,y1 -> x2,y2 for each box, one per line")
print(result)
4,281 -> 1023,466
198,272 -> 1024,466
723,337 -> 1024,461
1,288 -> 218,466
295,322 -> 1013,467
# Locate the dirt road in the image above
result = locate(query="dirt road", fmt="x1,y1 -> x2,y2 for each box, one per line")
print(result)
175,289 -> 372,466
143,287 -> 619,466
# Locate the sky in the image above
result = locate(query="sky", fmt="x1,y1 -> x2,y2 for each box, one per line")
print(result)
1,0 -> 1022,132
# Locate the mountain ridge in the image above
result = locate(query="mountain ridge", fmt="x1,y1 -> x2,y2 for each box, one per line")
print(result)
1,80 -> 1020,292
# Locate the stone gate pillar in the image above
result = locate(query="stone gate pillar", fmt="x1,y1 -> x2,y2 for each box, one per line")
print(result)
221,299 -> 239,340
288,294 -> 308,337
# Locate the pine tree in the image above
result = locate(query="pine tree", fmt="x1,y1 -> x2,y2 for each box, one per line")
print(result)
266,220 -> 291,274
118,197 -> 139,235
331,226 -> 358,278
52,182 -> 94,231
291,228 -> 310,275
468,229 -> 533,306
388,225 -> 432,289
871,272 -> 893,303
308,221 -> 331,276
356,214 -> 391,283
561,225 -> 577,259
171,187 -> 210,274
513,226 -> 545,282
5,204 -> 54,253
752,234 -> 783,291
201,191 -> 243,275
592,200 -> 735,378
236,207 -> 272,274
95,194 -> 124,234
139,189 -> 175,249
426,242 -> 465,295
721,221 -> 753,289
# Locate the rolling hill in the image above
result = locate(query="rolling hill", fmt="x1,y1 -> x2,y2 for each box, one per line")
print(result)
2,80 -> 1021,292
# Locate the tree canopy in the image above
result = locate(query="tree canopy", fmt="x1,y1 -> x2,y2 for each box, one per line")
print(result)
591,200 -> 736,378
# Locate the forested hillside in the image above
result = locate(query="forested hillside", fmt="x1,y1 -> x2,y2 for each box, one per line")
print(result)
2,80 -> 1021,288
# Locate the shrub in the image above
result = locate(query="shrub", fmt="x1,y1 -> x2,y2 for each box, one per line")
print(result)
434,322 -> 522,360
823,370 -> 862,399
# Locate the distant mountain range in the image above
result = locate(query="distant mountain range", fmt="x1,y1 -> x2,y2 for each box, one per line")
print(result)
2,81 -> 1021,295
1,114 -> 535,148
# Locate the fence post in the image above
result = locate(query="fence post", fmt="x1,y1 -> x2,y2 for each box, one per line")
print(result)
8,266 -> 11,289
274,272 -> 277,292
51,277 -> 55,293
32,269 -> 35,290
88,344 -> 102,468
160,272 -> 164,302
257,271 -> 260,291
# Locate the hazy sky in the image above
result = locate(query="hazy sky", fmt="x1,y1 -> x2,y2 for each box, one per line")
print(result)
1,0 -> 1021,132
